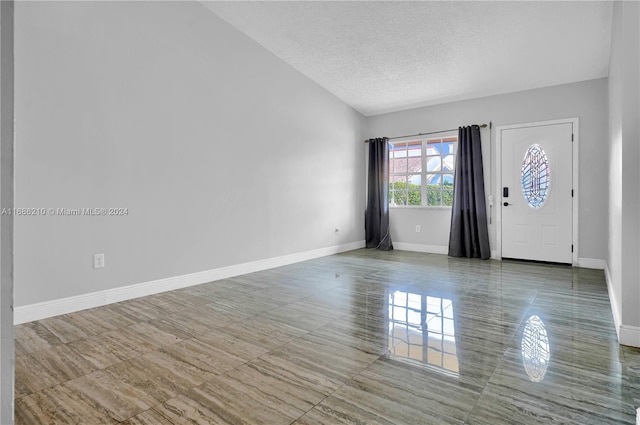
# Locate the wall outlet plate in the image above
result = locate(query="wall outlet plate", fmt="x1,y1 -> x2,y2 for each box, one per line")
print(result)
93,253 -> 105,269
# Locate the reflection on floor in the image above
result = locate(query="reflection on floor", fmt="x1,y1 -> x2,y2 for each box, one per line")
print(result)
389,291 -> 459,376
13,249 -> 640,424
521,315 -> 550,383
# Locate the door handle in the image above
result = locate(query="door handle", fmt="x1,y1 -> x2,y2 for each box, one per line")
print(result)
503,202 -> 511,206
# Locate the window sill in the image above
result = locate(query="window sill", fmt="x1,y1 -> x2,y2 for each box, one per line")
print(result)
389,205 -> 452,210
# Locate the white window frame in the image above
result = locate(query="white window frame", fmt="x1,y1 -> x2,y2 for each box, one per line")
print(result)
389,132 -> 458,208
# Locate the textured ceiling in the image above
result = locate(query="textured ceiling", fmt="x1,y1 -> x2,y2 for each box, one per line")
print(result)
202,1 -> 613,116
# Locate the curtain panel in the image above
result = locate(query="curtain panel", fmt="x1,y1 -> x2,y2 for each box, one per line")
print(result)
365,138 -> 393,251
448,126 -> 490,259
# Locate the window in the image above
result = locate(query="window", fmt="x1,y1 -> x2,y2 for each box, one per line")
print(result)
389,134 -> 457,207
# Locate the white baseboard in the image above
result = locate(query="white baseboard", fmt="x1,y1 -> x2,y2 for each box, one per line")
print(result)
619,325 -> 640,347
393,243 -> 499,259
393,242 -> 448,255
598,262 -> 640,347
577,257 -> 606,269
605,262 -> 623,342
14,240 -> 365,325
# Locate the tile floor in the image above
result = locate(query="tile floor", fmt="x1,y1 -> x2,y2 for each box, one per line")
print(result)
13,249 -> 640,424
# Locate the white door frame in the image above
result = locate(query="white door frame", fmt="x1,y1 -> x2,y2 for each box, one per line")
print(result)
495,118 -> 579,266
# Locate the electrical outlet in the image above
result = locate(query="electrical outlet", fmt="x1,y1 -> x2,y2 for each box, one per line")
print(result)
93,253 -> 105,269
416,225 -> 421,233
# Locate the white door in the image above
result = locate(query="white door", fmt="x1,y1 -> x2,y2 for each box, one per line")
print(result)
501,123 -> 573,263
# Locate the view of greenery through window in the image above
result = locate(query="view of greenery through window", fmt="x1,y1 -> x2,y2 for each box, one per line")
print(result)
389,136 -> 457,207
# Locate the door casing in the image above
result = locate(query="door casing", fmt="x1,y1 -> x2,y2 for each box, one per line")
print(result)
495,118 -> 579,265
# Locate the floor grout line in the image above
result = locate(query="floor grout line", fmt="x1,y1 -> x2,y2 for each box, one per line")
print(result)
287,349 -> 389,424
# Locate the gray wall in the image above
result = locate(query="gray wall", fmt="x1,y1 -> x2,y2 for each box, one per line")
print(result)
608,1 -> 640,329
14,1 -> 365,307
0,1 -> 13,422
365,79 -> 609,261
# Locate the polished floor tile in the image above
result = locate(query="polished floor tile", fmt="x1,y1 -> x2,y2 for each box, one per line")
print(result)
67,327 -> 161,370
14,249 -> 640,424
120,409 -> 175,425
15,344 -> 98,398
64,370 -> 157,422
15,383 -> 118,425
467,347 -> 635,425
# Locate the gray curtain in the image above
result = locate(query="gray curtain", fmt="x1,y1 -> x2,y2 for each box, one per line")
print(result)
448,125 -> 490,259
365,138 -> 393,250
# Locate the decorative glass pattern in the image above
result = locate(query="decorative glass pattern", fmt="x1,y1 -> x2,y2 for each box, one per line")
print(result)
521,315 -> 550,383
521,144 -> 550,209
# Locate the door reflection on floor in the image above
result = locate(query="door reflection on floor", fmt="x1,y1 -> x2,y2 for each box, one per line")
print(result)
521,315 -> 550,382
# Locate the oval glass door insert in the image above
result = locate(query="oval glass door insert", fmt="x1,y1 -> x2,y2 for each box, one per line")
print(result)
521,144 -> 550,209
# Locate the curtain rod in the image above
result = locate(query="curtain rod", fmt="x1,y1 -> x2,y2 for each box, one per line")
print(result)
364,123 -> 488,143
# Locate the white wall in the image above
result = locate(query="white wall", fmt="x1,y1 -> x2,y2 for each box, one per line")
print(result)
608,0 -> 624,333
0,1 -> 13,422
14,1 -> 633,351
607,1 -> 640,343
14,2 -> 365,308
365,79 -> 608,262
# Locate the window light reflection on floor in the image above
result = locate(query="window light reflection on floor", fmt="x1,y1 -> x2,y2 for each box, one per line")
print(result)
388,291 -> 459,377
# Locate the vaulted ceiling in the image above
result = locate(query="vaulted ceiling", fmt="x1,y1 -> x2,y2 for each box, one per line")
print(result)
203,1 -> 613,116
